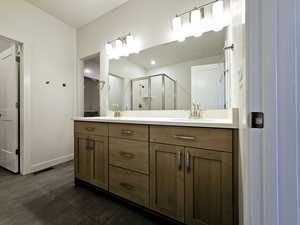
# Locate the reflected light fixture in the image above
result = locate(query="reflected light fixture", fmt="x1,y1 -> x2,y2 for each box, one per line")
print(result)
172,0 -> 228,42
106,33 -> 139,59
151,60 -> 156,65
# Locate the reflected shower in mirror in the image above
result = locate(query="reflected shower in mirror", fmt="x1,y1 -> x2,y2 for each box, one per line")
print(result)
109,29 -> 229,111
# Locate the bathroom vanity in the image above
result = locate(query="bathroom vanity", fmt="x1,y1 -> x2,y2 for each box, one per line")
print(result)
73,117 -> 238,225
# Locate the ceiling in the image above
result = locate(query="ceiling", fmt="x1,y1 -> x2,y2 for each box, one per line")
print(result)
24,0 -> 128,28
126,29 -> 226,70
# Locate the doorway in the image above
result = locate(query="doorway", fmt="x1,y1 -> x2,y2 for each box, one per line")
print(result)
0,35 -> 22,173
82,54 -> 100,117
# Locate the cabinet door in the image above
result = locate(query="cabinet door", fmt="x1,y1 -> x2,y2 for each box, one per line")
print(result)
150,143 -> 185,222
90,135 -> 108,190
74,134 -> 108,190
185,148 -> 233,225
74,133 -> 93,182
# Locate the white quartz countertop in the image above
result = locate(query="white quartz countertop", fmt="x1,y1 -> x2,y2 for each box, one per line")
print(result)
73,116 -> 238,129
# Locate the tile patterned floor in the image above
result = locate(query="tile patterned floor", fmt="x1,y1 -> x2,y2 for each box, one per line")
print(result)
0,162 -> 176,225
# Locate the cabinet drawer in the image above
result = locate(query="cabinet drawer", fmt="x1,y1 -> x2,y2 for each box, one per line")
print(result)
109,138 -> 149,174
109,124 -> 148,141
109,166 -> 149,207
150,126 -> 233,152
75,121 -> 108,136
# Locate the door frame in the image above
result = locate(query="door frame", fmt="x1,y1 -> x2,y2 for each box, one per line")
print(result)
0,33 -> 32,175
77,52 -> 101,117
245,0 -> 300,225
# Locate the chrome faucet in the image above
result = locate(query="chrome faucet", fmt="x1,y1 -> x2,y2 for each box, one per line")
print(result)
112,104 -> 121,117
190,102 -> 202,119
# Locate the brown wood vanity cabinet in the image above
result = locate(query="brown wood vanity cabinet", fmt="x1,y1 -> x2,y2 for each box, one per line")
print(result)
74,122 -> 237,225
108,124 -> 150,207
74,122 -> 109,190
150,126 -> 235,225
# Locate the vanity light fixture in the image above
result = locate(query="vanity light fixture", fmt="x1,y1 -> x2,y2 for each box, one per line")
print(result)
150,60 -> 156,65
106,33 -> 139,59
172,0 -> 229,42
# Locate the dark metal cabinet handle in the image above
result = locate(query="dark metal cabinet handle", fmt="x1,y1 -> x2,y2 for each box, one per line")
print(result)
186,152 -> 190,171
177,151 -> 182,170
120,151 -> 135,159
121,130 -> 135,135
120,182 -> 135,191
174,135 -> 196,141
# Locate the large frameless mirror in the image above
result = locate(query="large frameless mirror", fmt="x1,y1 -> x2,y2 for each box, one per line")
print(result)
108,29 -> 229,111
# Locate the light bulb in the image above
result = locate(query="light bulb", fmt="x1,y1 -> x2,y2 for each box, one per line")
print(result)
126,34 -> 134,54
191,9 -> 202,37
201,17 -> 209,33
132,38 -> 140,54
106,43 -> 113,56
213,1 -> 224,17
123,46 -> 129,56
177,34 -> 186,42
182,23 -> 192,38
213,1 -> 225,32
84,68 -> 91,74
172,16 -> 182,33
115,39 -> 123,57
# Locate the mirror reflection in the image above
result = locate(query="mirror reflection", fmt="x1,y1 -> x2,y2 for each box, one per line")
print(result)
109,29 -> 228,111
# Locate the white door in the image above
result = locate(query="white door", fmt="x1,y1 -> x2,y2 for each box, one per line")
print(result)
0,45 -> 19,173
191,63 -> 225,109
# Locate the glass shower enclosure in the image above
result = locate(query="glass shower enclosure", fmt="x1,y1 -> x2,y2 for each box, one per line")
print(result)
131,74 -> 176,110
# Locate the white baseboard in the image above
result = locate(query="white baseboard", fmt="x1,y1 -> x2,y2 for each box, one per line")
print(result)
27,154 -> 74,174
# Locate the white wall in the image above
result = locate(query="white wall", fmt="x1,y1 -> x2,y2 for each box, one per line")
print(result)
0,0 -> 76,174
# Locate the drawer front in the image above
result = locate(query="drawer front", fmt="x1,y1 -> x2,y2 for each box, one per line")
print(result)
150,126 -> 233,152
109,124 -> 148,141
109,166 -> 149,207
75,121 -> 108,136
109,138 -> 149,174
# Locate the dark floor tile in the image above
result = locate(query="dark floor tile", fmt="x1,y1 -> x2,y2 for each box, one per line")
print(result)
0,162 -> 176,225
